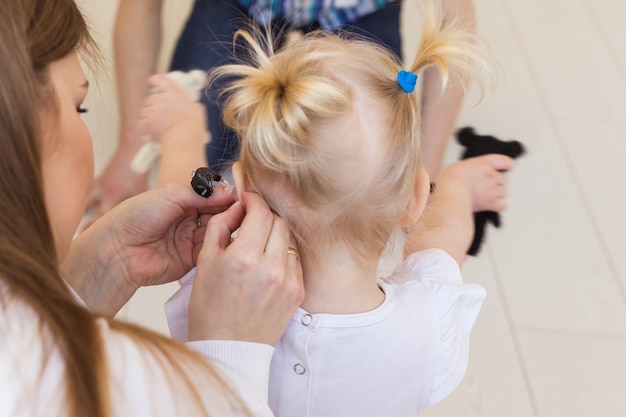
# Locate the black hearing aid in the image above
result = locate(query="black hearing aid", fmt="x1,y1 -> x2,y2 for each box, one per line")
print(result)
190,167 -> 226,198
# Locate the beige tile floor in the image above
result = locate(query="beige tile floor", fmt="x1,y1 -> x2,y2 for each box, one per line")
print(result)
423,0 -> 626,416
84,0 -> 626,416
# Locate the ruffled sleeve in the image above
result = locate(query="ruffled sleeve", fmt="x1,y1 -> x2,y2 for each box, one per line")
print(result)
394,248 -> 486,405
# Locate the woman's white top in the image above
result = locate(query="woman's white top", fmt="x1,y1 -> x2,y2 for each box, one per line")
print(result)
0,281 -> 276,417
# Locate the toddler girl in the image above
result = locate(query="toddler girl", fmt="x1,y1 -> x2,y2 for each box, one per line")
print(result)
153,1 -> 514,415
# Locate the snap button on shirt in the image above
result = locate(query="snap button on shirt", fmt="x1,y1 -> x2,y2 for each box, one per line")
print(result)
293,363 -> 306,375
300,314 -> 313,326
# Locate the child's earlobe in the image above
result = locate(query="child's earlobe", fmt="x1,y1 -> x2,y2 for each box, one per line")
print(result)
399,168 -> 430,228
231,162 -> 249,195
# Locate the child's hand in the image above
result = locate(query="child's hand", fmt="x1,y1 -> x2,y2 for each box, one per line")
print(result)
440,154 -> 514,213
139,74 -> 206,144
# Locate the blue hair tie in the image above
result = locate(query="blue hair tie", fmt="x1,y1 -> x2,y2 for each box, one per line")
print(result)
397,70 -> 418,93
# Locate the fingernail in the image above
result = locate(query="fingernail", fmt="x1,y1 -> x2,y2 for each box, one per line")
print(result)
224,185 -> 238,201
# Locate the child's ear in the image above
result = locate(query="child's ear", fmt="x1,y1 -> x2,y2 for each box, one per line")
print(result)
399,168 -> 430,228
231,162 -> 249,195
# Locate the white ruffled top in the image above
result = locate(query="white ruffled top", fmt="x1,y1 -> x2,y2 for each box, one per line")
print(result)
166,248 -> 485,417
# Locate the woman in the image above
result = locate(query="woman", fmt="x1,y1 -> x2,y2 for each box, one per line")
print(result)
0,1 -> 303,416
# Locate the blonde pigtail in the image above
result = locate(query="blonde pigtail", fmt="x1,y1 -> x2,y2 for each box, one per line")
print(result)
211,29 -> 351,176
409,0 -> 490,95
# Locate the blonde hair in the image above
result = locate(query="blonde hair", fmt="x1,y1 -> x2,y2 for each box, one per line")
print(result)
212,0 -> 489,266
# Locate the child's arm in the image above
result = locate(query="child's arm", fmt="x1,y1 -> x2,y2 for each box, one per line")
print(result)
139,74 -> 208,187
404,154 -> 514,266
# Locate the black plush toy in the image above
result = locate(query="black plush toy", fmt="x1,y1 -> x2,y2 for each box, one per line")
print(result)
456,127 -> 525,256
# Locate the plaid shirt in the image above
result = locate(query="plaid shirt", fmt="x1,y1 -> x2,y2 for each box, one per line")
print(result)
240,0 -> 395,30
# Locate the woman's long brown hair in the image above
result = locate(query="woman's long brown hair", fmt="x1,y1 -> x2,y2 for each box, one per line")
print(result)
0,1 -> 230,416
0,1 -> 109,416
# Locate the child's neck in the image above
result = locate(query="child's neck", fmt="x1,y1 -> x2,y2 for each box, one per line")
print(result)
299,246 -> 385,314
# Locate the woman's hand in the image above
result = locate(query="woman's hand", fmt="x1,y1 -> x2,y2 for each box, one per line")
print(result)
189,191 -> 305,345
62,184 -> 235,316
